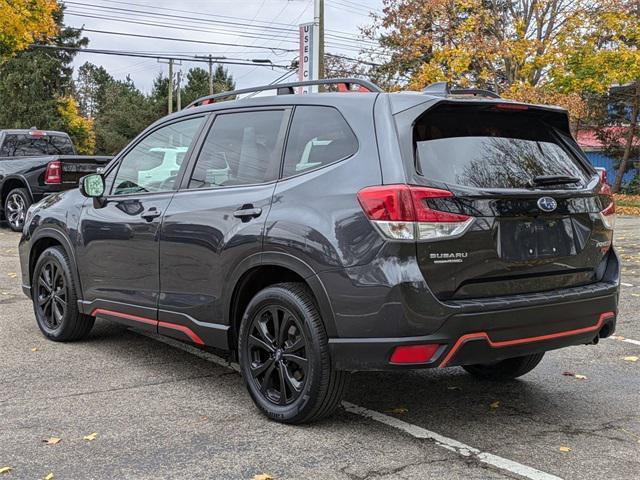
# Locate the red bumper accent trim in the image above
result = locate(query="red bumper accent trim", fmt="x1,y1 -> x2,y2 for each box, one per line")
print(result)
438,311 -> 615,368
90,308 -> 157,326
90,308 -> 204,346
158,321 -> 205,346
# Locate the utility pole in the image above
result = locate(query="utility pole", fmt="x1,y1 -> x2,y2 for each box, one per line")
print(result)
168,59 -> 174,114
176,70 -> 182,111
207,55 -> 213,94
158,58 -> 181,114
196,55 -> 226,94
316,0 -> 324,80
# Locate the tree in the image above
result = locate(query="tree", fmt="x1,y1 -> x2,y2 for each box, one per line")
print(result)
553,0 -> 640,191
56,96 -> 95,154
75,62 -> 114,118
94,77 -> 156,155
181,67 -> 211,107
0,0 -> 58,60
0,6 -> 91,149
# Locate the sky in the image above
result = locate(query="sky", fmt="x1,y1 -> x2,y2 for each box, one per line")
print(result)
61,0 -> 385,93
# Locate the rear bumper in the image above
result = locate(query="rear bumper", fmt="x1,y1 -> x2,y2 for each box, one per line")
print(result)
329,290 -> 618,371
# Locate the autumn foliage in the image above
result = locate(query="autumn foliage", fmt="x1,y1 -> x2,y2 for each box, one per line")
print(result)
0,0 -> 59,60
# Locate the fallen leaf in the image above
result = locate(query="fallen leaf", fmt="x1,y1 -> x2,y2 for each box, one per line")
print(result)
31,347 -> 39,352
385,407 -> 408,414
7,272 -> 17,278
0,467 -> 12,474
83,432 -> 97,441
43,474 -> 54,480
631,293 -> 640,297
623,356 -> 639,362
447,386 -> 462,391
253,474 -> 274,480
559,446 -> 572,452
562,371 -> 575,376
574,374 -> 588,380
562,372 -> 587,380
490,400 -> 500,409
43,437 -> 61,445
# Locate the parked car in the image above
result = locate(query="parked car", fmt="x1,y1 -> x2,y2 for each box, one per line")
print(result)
18,79 -> 620,424
0,128 -> 111,231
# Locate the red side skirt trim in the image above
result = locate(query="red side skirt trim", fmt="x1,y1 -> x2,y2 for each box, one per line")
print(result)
438,311 -> 615,368
91,308 -> 205,346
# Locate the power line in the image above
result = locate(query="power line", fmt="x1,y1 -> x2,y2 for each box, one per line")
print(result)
30,44 -> 294,69
72,28 -> 297,53
74,0 -> 380,43
62,3 -> 381,51
66,9 -> 378,53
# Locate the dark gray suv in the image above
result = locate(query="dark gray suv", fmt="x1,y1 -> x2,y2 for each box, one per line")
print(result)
19,79 -> 619,424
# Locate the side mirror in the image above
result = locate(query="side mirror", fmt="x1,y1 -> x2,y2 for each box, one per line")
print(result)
79,173 -> 105,198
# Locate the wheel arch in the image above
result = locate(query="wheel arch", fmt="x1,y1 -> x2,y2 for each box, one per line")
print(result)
29,228 -> 82,300
1,175 -> 33,206
225,252 -> 337,352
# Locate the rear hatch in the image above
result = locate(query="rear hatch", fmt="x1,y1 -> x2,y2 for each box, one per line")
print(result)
399,101 -> 614,301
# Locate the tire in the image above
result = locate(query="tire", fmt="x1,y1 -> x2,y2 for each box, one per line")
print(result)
238,282 -> 346,424
32,246 -> 94,341
4,187 -> 31,232
462,353 -> 545,380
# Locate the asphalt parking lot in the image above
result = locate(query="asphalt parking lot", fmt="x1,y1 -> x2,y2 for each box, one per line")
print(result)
1,217 -> 639,480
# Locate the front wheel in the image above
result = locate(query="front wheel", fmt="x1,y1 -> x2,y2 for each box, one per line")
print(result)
4,188 -> 31,232
462,353 -> 545,380
238,282 -> 346,424
32,246 -> 95,341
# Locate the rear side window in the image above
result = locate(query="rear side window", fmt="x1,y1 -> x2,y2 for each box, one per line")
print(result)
189,110 -> 287,188
414,105 -> 589,189
0,134 -> 74,156
282,106 -> 357,177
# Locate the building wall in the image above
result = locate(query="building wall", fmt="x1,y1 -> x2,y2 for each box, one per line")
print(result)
584,151 -> 638,186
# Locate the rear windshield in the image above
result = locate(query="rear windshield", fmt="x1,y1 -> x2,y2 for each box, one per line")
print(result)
0,133 -> 75,156
413,105 -> 589,189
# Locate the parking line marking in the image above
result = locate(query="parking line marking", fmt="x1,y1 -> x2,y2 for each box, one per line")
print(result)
608,335 -> 640,347
133,329 -> 562,480
343,402 -> 563,480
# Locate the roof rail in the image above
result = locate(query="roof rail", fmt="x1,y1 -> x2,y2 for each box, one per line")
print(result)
422,82 -> 501,99
185,77 -> 383,109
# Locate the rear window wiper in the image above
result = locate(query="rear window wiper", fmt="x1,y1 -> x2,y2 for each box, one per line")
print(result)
527,175 -> 581,188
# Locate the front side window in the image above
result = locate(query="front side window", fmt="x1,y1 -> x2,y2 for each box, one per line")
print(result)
189,110 -> 287,189
111,117 -> 203,196
282,106 -> 358,178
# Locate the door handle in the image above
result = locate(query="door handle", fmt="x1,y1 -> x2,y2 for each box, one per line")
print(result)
140,207 -> 161,222
233,206 -> 262,220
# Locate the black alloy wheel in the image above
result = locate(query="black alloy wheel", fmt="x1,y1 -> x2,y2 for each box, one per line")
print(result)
36,259 -> 67,330
32,246 -> 94,341
247,304 -> 309,406
239,283 -> 346,424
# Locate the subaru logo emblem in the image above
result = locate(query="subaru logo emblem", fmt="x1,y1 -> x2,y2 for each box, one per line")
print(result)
537,197 -> 557,212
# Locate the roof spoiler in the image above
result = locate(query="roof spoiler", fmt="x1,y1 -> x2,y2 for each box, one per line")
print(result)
423,82 -> 501,99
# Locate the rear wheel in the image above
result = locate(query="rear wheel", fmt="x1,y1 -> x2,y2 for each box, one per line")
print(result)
462,353 -> 545,380
32,246 -> 94,341
238,282 -> 346,424
4,188 -> 31,232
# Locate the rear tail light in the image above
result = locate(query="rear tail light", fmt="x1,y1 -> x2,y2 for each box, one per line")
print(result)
597,181 -> 615,230
44,160 -> 62,184
390,344 -> 440,364
357,185 -> 474,240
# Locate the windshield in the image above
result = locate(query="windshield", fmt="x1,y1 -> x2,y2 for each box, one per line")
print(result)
414,106 -> 589,189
